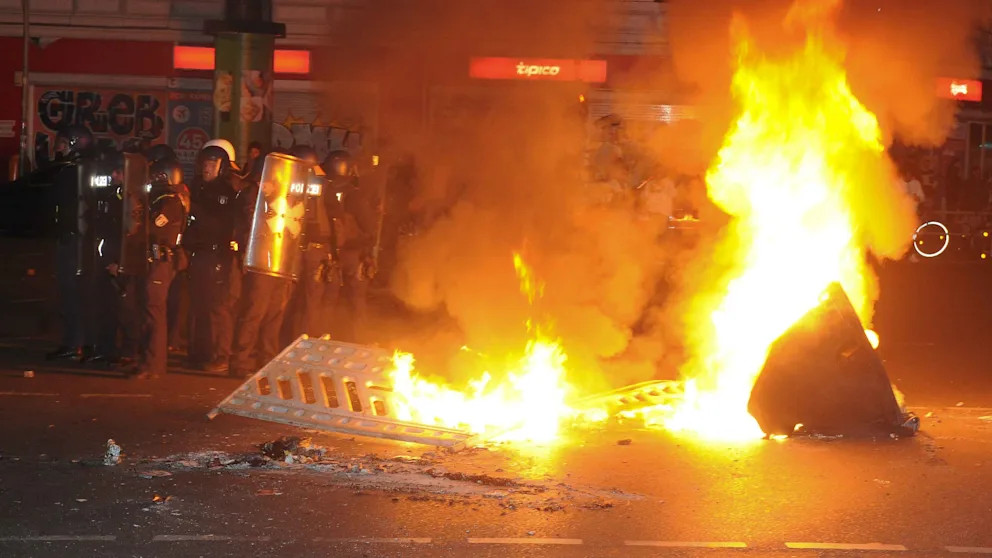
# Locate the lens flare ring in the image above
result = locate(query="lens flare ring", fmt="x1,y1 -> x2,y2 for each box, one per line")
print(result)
912,221 -> 949,258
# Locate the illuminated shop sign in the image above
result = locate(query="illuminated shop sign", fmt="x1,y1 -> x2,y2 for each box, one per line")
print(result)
173,46 -> 311,74
936,77 -> 982,102
469,57 -> 607,83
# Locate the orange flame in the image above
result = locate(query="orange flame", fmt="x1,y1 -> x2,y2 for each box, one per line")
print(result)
388,254 -> 572,442
654,3 -> 911,440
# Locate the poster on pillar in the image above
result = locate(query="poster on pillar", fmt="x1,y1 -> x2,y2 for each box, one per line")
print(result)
240,71 -> 273,123
270,83 -> 378,165
33,87 -> 168,165
168,91 -> 215,181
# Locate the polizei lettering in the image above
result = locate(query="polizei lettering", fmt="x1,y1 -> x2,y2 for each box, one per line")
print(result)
515,62 -> 561,77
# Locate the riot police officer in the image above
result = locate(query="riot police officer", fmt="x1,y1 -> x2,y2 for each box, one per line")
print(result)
322,150 -> 377,343
130,158 -> 187,379
286,145 -> 340,339
79,147 -> 125,364
145,144 -> 178,166
229,151 -> 304,378
47,125 -> 95,360
186,140 -> 242,372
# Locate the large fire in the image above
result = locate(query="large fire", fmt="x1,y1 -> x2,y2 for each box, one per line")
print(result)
657,1 -> 914,440
385,0 -> 915,445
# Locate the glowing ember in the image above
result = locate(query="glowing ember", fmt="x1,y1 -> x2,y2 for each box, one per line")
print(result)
656,2 -> 913,440
388,254 -> 573,442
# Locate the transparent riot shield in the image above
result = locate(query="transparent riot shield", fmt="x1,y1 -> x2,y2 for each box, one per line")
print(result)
118,152 -> 149,275
245,152 -> 309,279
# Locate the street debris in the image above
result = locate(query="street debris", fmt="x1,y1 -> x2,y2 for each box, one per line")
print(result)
259,436 -> 327,463
956,402 -> 965,407
617,439 -> 632,446
144,435 -> 643,514
23,370 -> 34,378
103,439 -> 122,466
138,470 -> 172,479
979,416 -> 992,422
873,478 -> 891,486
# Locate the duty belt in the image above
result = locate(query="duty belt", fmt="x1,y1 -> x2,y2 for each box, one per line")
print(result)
149,244 -> 175,262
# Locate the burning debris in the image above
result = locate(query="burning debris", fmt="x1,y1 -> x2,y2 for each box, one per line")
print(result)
210,0 -> 959,447
747,283 -> 917,438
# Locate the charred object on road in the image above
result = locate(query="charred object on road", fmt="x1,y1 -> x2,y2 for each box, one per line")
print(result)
748,282 -> 918,438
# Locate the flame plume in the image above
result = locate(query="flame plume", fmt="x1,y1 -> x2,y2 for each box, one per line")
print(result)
659,0 -> 916,440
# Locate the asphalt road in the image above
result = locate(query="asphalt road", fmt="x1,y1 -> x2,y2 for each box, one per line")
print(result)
1,238 -> 992,557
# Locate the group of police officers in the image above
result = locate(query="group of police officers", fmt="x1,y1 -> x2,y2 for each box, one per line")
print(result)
45,125 -> 377,380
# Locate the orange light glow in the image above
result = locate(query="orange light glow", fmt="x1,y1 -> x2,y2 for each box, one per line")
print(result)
173,45 -> 214,71
274,50 -> 311,74
636,1 -> 914,441
936,77 -> 982,102
173,46 -> 311,74
864,329 -> 880,350
388,254 -> 573,442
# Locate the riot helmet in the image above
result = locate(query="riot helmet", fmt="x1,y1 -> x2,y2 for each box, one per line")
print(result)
145,144 -> 178,165
54,125 -> 94,160
321,150 -> 354,178
198,145 -> 231,183
290,145 -> 319,165
149,158 -> 184,188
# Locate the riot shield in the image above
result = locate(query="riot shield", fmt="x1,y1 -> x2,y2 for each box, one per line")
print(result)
74,159 -> 104,276
245,152 -> 309,279
118,152 -> 149,275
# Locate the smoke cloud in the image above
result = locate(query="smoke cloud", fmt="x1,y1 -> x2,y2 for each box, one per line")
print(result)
328,0 -> 990,394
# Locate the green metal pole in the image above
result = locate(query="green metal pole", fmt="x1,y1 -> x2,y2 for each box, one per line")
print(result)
206,0 -> 284,167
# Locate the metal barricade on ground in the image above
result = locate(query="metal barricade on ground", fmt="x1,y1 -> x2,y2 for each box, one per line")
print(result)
209,336 -> 476,449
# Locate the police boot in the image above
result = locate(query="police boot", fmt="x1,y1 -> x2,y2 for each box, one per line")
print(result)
202,358 -> 229,373
79,345 -> 106,364
46,346 -> 80,360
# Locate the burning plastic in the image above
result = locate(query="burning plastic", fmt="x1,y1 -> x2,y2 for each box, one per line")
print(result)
748,283 -> 916,437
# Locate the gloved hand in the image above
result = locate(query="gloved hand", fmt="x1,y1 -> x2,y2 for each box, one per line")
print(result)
358,257 -> 377,281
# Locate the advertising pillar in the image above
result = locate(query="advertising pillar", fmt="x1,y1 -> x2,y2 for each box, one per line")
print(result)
205,0 -> 285,166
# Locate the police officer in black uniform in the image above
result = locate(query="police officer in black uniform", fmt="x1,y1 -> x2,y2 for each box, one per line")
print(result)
186,145 -> 242,372
229,150 -> 297,378
323,150 -> 378,343
287,146 -> 339,338
79,147 -> 126,364
47,125 -> 96,360
130,159 -> 187,379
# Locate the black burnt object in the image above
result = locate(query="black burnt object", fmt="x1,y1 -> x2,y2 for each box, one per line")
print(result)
747,282 -> 916,438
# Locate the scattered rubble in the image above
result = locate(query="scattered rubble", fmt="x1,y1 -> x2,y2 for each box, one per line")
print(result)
141,435 -> 642,514
138,470 -> 172,479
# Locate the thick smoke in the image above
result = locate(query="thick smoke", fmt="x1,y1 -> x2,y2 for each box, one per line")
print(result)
663,0 -> 991,157
330,1 -> 990,393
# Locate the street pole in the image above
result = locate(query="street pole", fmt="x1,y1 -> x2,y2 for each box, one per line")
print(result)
205,0 -> 285,165
19,0 -> 30,177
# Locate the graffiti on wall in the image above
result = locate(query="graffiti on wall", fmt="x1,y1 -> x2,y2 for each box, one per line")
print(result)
271,112 -> 363,163
34,88 -> 167,164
